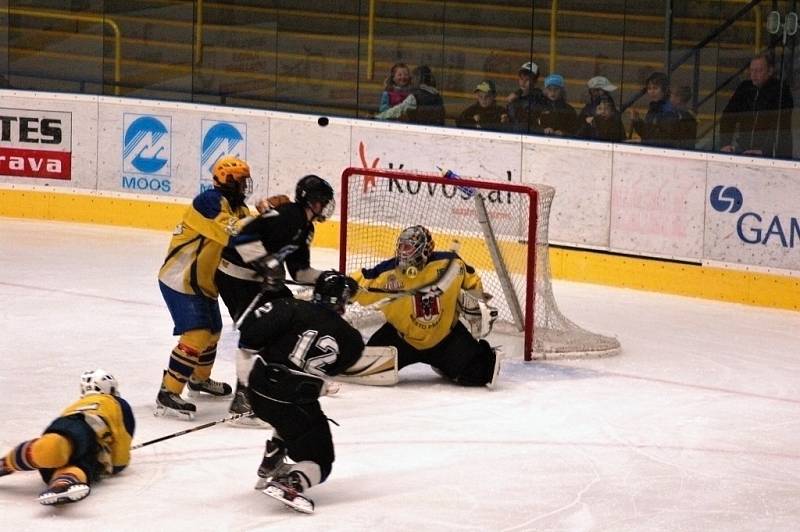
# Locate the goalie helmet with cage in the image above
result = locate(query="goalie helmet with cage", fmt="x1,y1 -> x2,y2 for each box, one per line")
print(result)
313,270 -> 357,314
396,225 -> 434,277
295,174 -> 335,221
212,155 -> 252,198
80,369 -> 119,397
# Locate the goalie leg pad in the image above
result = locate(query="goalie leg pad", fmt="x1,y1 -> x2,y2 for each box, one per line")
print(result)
335,346 -> 399,386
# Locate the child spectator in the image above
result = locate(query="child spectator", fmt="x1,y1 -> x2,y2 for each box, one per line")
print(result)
670,84 -> 698,150
538,74 -> 578,136
576,94 -> 625,142
578,76 -> 619,128
628,72 -> 680,147
375,65 -> 445,126
456,79 -> 507,131
378,63 -> 412,114
506,61 -> 547,133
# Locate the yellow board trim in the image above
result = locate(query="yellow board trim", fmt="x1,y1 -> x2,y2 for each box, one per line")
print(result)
2,188 -> 797,311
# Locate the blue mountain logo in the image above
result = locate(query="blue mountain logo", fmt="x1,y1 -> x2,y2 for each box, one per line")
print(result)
201,122 -> 245,174
123,115 -> 169,174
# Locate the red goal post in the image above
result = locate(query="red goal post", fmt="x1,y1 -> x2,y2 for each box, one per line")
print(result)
339,167 -> 539,359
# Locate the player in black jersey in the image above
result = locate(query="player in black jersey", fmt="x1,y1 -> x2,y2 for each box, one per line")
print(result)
236,271 -> 363,513
216,174 -> 336,418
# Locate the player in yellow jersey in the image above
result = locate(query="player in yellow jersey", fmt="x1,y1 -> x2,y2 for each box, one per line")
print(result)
350,225 -> 502,387
156,156 -> 254,419
0,369 -> 135,505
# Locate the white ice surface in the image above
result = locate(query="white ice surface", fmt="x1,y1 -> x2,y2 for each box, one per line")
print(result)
1,218 -> 799,532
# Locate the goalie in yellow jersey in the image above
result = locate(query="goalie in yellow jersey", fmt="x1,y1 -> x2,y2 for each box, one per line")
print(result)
350,225 -> 502,388
0,369 -> 135,506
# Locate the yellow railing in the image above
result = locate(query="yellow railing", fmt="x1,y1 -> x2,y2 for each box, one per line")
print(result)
9,7 -> 122,95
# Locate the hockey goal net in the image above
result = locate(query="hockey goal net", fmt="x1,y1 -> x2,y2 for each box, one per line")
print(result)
339,167 -> 620,360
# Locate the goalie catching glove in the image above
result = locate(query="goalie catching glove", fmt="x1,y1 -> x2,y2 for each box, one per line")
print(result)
458,290 -> 498,339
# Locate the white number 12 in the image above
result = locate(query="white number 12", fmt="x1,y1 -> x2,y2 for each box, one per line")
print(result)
288,330 -> 339,375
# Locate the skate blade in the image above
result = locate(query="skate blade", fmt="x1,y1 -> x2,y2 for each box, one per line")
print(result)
262,484 -> 314,514
228,415 -> 271,429
153,405 -> 195,421
187,389 -> 229,399
38,484 -> 90,505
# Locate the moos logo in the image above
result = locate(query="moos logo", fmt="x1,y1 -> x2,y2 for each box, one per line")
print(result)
122,114 -> 170,175
200,121 -> 246,191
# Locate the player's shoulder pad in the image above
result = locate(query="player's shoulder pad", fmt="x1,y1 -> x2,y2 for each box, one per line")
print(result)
113,396 -> 136,437
429,251 -> 474,273
360,257 -> 399,279
192,188 -> 224,219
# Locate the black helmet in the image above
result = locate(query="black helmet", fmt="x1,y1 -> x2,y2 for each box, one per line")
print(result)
295,175 -> 335,221
313,270 -> 357,314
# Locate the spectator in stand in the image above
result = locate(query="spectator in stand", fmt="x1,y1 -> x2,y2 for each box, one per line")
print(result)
576,94 -> 626,142
669,84 -> 698,150
506,61 -> 547,133
456,79 -> 507,131
628,72 -> 680,147
537,74 -> 578,137
378,62 -> 412,115
719,53 -> 793,158
577,76 -> 619,128
375,65 -> 445,126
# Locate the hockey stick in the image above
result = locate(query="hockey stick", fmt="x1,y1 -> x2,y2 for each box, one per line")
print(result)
131,411 -> 254,450
232,244 -> 299,329
360,240 -> 463,310
441,168 -> 524,330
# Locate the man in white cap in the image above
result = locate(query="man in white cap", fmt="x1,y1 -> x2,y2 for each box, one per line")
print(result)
506,61 -> 547,133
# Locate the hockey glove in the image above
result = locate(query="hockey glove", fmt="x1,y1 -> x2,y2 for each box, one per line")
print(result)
458,290 -> 499,339
256,194 -> 292,214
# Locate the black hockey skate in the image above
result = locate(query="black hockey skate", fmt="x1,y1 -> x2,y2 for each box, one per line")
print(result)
229,385 -> 270,428
155,387 -> 196,420
262,471 -> 314,514
254,438 -> 287,490
38,475 -> 91,505
187,377 -> 232,398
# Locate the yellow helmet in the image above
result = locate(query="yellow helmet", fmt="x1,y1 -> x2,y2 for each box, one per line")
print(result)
212,156 -> 252,197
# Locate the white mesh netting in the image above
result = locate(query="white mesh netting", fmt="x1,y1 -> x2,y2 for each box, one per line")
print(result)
339,169 -> 620,360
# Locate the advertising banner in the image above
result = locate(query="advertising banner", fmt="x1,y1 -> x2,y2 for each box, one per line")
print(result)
705,160 -> 800,271
521,137 -> 612,247
0,92 -> 97,188
97,100 -> 270,199
610,147 -> 706,260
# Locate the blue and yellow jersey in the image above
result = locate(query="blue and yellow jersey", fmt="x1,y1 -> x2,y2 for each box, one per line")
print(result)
61,394 -> 136,475
158,188 -> 251,298
351,251 -> 483,350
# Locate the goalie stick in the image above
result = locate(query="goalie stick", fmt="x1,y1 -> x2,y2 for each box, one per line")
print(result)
132,411 -> 254,450
361,240 -> 463,310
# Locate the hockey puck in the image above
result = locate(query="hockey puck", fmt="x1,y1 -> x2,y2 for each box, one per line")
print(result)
318,116 -> 329,127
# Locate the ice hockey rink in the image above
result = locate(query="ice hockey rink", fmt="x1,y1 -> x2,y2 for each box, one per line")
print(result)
1,217 -> 799,532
